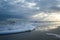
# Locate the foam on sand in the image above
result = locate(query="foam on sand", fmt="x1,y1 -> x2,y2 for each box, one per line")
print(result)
46,33 -> 60,38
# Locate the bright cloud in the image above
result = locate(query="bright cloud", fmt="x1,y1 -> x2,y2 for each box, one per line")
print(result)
23,2 -> 40,9
56,5 -> 60,7
30,12 -> 60,21
8,0 -> 25,4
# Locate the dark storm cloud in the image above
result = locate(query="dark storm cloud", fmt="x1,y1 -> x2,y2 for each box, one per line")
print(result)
0,0 -> 60,20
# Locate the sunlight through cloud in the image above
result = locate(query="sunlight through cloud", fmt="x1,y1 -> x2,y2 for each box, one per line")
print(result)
30,12 -> 60,21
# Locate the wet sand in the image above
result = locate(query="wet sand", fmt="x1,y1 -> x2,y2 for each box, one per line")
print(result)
0,30 -> 60,40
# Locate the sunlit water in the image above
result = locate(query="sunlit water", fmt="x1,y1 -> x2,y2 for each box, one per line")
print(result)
32,21 -> 60,31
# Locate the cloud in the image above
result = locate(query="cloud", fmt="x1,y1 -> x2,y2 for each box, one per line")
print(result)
0,0 -> 60,21
0,0 -> 40,13
29,12 -> 60,21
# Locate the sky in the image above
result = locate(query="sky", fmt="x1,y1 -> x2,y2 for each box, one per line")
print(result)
0,0 -> 60,21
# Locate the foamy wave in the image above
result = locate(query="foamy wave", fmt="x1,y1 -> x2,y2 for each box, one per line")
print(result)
0,23 -> 35,34
46,33 -> 60,38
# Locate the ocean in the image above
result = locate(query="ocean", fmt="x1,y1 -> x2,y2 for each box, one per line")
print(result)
0,21 -> 60,40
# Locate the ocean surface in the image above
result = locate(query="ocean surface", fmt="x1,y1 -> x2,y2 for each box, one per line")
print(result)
0,21 -> 60,40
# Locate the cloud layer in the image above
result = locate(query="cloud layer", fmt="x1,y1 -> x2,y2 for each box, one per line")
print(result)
0,0 -> 60,21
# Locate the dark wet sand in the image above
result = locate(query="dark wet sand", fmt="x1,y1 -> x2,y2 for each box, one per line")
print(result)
0,30 -> 60,40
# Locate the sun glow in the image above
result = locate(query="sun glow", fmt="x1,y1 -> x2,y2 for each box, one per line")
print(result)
54,14 -> 60,19
46,13 -> 60,21
31,12 -> 60,21
36,25 -> 58,31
